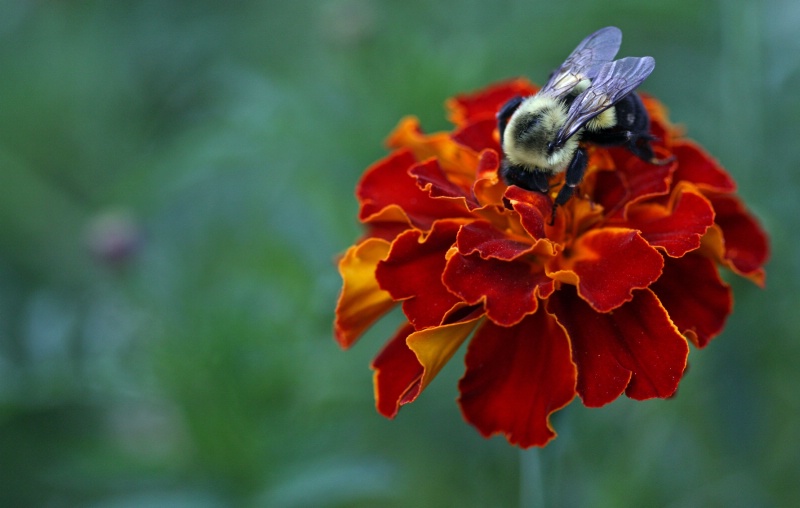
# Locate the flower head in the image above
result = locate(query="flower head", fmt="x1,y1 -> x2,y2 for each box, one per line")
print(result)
334,79 -> 769,448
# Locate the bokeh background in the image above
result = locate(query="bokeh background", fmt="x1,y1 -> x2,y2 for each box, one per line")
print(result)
1,0 -> 798,506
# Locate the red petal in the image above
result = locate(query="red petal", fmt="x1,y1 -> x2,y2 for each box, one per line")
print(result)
548,228 -> 664,312
650,254 -> 732,348
409,158 -> 479,209
334,239 -> 396,348
641,94 -> 674,150
601,149 -> 676,219
452,117 -> 501,154
505,186 -> 553,240
672,140 -> 736,193
549,286 -> 688,407
472,150 -> 507,208
626,185 -> 715,257
619,152 -> 676,206
406,314 -> 483,389
446,79 -> 537,125
362,221 -> 411,243
456,220 -> 536,260
443,252 -> 554,326
357,150 -> 472,230
372,323 -> 423,418
386,117 -> 480,188
373,316 -> 484,418
710,194 -> 769,285
458,307 -> 576,448
375,221 -> 465,329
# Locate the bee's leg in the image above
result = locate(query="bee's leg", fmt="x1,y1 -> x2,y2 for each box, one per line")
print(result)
500,160 -> 550,193
551,148 -> 588,224
496,96 -> 523,145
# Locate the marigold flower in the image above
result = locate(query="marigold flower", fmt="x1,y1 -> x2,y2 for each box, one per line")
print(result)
334,79 -> 769,448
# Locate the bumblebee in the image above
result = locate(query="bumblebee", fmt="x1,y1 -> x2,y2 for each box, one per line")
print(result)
497,27 -> 658,216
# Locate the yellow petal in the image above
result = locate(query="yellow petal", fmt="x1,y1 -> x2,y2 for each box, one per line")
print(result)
334,238 -> 396,348
406,315 -> 483,391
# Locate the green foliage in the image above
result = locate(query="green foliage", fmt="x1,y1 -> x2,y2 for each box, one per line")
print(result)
0,0 -> 797,506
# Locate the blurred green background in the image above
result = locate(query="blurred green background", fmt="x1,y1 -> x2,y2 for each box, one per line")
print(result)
0,0 -> 797,506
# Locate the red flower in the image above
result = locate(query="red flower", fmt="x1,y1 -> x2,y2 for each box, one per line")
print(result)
334,80 -> 769,448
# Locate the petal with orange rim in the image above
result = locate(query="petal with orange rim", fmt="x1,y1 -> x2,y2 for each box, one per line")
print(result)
472,150 -> 508,208
456,220 -> 537,260
375,220 -> 466,330
710,194 -> 769,285
625,184 -> 715,257
603,149 -> 677,219
406,312 -> 483,391
362,221 -> 411,243
409,158 -> 479,209
672,140 -> 736,193
386,117 -> 479,187
641,94 -> 676,149
547,228 -> 664,312
443,252 -> 554,326
357,149 -> 473,230
548,286 -> 688,407
615,148 -> 677,200
446,78 -> 537,126
334,238 -> 396,349
458,306 -> 577,448
371,323 -> 422,418
372,315 -> 483,419
650,254 -> 732,348
505,186 -> 554,240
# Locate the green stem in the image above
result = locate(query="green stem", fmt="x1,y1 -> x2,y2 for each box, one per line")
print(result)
520,447 -> 544,508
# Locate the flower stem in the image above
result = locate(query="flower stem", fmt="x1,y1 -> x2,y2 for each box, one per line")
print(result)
519,447 -> 544,508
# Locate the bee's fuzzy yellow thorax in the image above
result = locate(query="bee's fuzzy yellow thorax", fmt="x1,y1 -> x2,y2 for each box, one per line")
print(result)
502,95 -> 579,174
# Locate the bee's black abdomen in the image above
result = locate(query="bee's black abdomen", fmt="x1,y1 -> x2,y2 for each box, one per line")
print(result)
614,92 -> 650,133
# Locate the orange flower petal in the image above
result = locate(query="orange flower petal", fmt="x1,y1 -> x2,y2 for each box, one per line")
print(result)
386,117 -> 479,187
372,315 -> 483,419
334,238 -> 396,349
549,286 -> 688,407
651,254 -> 732,348
375,220 -> 466,329
547,228 -> 664,312
472,150 -> 507,208
458,306 -> 577,448
406,314 -> 483,392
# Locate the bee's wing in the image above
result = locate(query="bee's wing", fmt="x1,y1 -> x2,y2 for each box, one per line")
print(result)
552,56 -> 655,147
539,26 -> 622,99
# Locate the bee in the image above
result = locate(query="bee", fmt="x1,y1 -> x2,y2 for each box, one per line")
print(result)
497,27 -> 659,218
